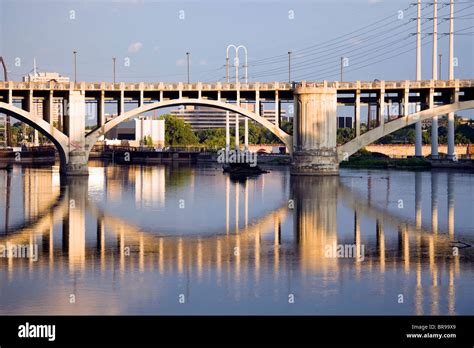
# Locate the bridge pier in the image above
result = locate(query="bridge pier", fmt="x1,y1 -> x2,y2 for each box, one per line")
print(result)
61,151 -> 89,176
61,90 -> 89,176
291,85 -> 339,176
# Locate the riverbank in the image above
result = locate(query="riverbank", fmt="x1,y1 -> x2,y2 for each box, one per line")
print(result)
340,157 -> 432,169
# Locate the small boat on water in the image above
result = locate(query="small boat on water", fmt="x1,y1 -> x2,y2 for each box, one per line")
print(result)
222,162 -> 269,176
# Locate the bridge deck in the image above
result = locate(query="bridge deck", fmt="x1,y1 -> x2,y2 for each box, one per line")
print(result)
0,79 -> 473,92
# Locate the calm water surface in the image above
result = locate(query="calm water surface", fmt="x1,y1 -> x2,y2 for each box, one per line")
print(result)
0,162 -> 473,315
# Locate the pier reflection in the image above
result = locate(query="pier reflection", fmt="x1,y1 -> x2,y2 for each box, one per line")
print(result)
0,165 -> 471,315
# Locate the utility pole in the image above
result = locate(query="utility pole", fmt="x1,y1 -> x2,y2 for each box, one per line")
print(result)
186,52 -> 190,84
415,0 -> 422,157
113,57 -> 116,84
432,0 -> 438,81
288,51 -> 292,83
449,0 -> 454,81
438,53 -> 442,80
447,0 -> 455,159
73,50 -> 77,83
431,0 -> 439,158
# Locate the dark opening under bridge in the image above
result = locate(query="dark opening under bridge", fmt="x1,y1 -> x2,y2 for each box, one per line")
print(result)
0,79 -> 473,175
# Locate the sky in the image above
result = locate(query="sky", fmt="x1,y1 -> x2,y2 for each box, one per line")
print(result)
0,0 -> 473,84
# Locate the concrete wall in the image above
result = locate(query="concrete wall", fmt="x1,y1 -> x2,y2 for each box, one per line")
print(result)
365,144 -> 470,157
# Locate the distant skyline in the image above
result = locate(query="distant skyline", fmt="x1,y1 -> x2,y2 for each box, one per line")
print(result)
0,0 -> 472,83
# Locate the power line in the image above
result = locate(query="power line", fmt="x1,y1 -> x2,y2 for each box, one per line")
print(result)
301,33 -> 440,81
250,10 -> 430,79
247,4 -> 417,67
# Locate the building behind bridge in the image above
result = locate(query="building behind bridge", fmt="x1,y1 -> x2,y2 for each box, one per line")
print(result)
169,104 -> 288,130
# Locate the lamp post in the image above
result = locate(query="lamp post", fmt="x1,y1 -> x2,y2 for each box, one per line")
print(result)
186,52 -> 190,84
226,45 -> 248,83
113,57 -> 116,84
73,51 -> 77,83
288,51 -> 292,83
225,45 -> 249,152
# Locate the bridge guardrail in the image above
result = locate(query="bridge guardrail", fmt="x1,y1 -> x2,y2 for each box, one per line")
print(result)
0,80 -> 472,91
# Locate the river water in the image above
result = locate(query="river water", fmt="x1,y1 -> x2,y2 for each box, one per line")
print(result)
0,162 -> 473,315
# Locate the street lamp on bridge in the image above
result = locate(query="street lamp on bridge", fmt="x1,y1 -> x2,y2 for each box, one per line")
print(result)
186,52 -> 190,84
112,57 -> 116,84
73,51 -> 77,83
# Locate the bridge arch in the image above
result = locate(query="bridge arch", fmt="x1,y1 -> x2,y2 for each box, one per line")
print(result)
85,98 -> 293,154
0,102 -> 69,166
338,100 -> 474,161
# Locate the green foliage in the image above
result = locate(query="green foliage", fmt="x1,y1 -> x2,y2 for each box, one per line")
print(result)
159,114 -> 198,146
143,135 -> 154,147
195,120 -> 293,148
337,128 -> 355,144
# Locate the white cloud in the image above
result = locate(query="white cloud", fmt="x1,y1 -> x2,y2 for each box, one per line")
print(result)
128,42 -> 143,53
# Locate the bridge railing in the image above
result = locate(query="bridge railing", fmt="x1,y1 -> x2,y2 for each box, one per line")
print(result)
0,80 -> 472,91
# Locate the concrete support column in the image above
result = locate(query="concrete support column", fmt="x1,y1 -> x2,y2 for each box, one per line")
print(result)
447,86 -> 459,159
44,90 -> 53,124
403,87 -> 409,117
98,90 -> 105,127
118,89 -> 125,115
430,87 -> 438,158
274,90 -> 279,127
7,88 -> 12,106
159,90 -> 164,102
4,88 -> 12,147
414,90 -> 422,157
235,90 -> 240,150
291,85 -> 338,175
26,87 -> 39,145
379,87 -> 385,126
63,90 -> 88,176
218,90 -> 229,150
139,89 -> 144,107
244,118 -> 249,151
355,89 -> 361,137
255,90 -> 260,116
225,111 -> 230,150
22,90 -> 32,145
33,130 -> 39,146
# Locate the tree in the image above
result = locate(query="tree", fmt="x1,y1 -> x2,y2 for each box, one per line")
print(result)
159,114 -> 198,146
337,128 -> 355,144
143,135 -> 153,147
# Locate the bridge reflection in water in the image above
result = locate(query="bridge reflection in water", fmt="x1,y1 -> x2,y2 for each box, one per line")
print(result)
0,165 -> 471,315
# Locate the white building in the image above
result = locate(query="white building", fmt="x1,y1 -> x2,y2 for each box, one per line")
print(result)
135,118 -> 165,147
22,71 -> 70,83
